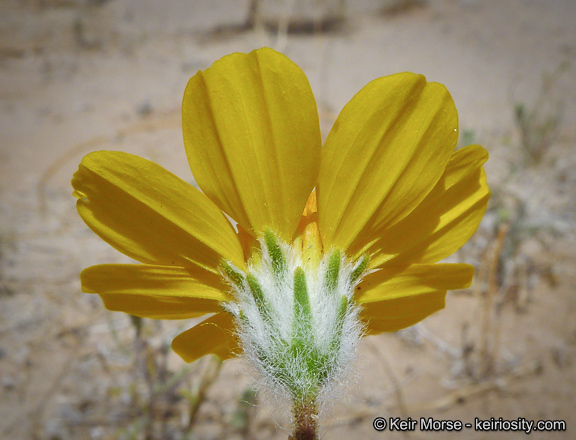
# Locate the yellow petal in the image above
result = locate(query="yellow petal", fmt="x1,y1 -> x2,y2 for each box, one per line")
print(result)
237,224 -> 259,261
358,263 -> 473,334
357,263 -> 474,304
318,72 -> 458,250
296,191 -> 322,269
182,48 -> 321,241
100,294 -> 221,319
82,264 -> 228,319
356,144 -> 490,267
72,151 -> 244,271
172,312 -> 239,362
362,291 -> 446,334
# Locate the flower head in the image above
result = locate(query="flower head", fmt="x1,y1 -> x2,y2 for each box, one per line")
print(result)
73,48 -> 489,401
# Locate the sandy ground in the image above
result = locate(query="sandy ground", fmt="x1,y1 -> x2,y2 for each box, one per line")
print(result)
1,0 -> 576,439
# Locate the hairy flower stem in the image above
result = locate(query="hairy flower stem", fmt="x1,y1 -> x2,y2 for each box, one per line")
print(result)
290,399 -> 318,440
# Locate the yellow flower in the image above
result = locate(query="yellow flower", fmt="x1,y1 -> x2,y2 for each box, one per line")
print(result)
73,47 -> 489,366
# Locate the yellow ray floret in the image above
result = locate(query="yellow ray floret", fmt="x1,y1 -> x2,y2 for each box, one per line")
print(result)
182,48 -> 322,242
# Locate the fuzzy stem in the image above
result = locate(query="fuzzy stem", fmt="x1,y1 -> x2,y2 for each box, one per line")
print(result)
290,399 -> 318,440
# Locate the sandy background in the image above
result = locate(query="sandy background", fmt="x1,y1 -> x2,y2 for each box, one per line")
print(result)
1,0 -> 575,439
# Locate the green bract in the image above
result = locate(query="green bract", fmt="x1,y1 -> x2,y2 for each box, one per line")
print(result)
222,231 -> 366,401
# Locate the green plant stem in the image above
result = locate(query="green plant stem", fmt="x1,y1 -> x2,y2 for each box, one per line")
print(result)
290,399 -> 318,440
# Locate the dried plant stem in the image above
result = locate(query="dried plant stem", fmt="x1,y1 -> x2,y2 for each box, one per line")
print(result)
479,222 -> 509,377
290,399 -> 318,440
187,355 -> 223,430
